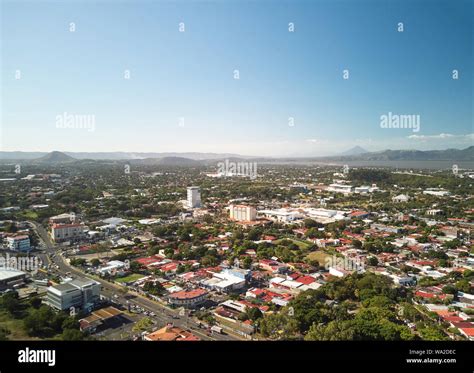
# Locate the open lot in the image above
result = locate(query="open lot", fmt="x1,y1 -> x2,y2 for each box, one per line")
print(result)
305,251 -> 332,266
115,274 -> 145,284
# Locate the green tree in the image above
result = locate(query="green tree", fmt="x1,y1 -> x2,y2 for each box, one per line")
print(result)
419,326 -> 447,341
0,327 -> 10,341
305,320 -> 355,341
0,292 -> 20,316
259,312 -> 299,340
62,329 -> 84,340
246,307 -> 263,321
442,285 -> 457,295
29,297 -> 42,309
455,279 -> 471,293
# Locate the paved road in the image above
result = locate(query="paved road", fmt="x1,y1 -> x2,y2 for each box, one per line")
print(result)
29,221 -> 239,341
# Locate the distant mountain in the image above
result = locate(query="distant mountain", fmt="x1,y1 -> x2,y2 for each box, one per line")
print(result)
339,146 -> 369,156
35,151 -> 76,163
132,156 -> 200,166
0,151 -> 247,161
318,146 -> 474,162
1,147 -> 472,164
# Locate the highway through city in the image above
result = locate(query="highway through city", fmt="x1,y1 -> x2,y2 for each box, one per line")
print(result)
29,221 -> 239,341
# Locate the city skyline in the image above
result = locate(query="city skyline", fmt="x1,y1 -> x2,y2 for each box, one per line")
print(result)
1,0 -> 473,156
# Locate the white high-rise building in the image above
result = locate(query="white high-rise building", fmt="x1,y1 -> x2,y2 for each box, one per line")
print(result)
229,205 -> 257,222
187,186 -> 201,208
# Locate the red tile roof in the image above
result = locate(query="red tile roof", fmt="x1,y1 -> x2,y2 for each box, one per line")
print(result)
169,288 -> 208,300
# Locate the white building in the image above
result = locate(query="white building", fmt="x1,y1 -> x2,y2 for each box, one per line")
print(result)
97,260 -> 127,276
6,235 -> 31,252
423,189 -> 450,197
49,212 -> 77,225
201,268 -> 250,293
187,186 -> 201,208
354,186 -> 370,194
229,205 -> 257,222
392,194 -> 410,203
328,184 -> 354,194
258,208 -> 304,223
47,277 -> 100,311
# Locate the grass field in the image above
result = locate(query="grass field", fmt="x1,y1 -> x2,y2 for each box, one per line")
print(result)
274,238 -> 312,249
20,210 -> 38,220
306,251 -> 332,266
115,273 -> 145,284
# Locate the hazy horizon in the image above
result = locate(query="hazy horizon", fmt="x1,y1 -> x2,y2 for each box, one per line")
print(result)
0,144 -> 472,161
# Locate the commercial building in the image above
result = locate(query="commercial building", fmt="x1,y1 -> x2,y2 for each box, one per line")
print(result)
258,207 -> 348,225
6,235 -> 31,252
187,186 -> 201,209
229,205 -> 257,222
423,189 -> 451,197
258,209 -> 304,223
97,260 -> 127,276
49,212 -> 77,225
50,223 -> 85,243
201,268 -> 251,293
328,183 -> 354,194
167,288 -> 208,308
47,277 -> 100,311
79,306 -> 123,333
0,269 -> 27,290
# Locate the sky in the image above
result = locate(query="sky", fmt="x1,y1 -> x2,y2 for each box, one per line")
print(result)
1,0 -> 473,156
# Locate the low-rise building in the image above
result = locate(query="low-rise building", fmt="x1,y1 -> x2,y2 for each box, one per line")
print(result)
168,288 -> 208,308
49,212 -> 77,225
47,277 -> 100,311
423,189 -> 450,197
6,235 -> 31,252
201,267 -> 251,293
392,194 -> 410,203
0,269 -> 27,290
144,325 -> 200,341
97,260 -> 127,276
328,184 -> 354,194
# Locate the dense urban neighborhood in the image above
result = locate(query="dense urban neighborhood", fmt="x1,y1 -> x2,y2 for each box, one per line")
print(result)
0,153 -> 473,342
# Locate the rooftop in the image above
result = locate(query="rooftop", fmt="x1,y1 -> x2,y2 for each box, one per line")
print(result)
169,288 -> 207,300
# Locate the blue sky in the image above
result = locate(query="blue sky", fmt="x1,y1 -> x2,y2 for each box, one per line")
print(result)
1,0 -> 472,156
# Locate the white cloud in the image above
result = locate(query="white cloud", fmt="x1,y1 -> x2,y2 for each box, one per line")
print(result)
408,133 -> 473,140
305,138 -> 324,144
